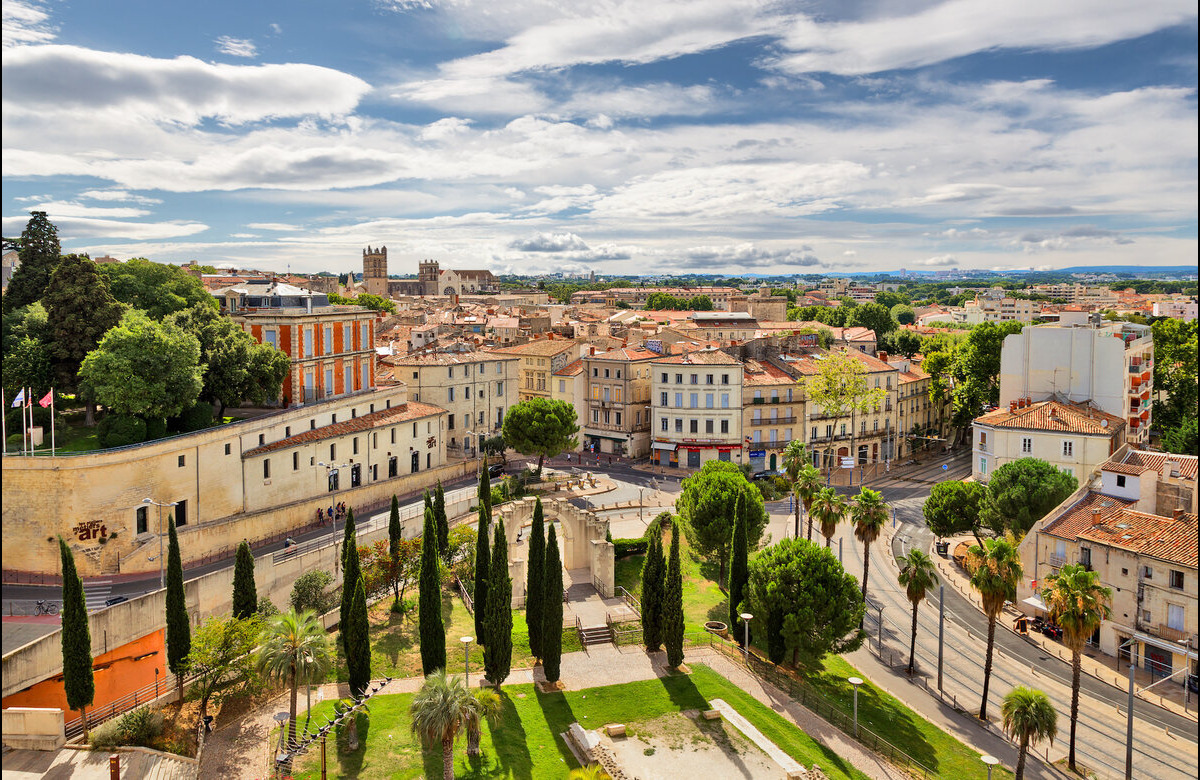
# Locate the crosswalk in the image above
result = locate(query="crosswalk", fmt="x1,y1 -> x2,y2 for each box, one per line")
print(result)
83,580 -> 113,612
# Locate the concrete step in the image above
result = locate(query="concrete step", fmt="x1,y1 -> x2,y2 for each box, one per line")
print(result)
579,626 -> 612,645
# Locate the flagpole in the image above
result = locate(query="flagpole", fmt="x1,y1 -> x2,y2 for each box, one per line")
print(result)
2,388 -> 6,455
50,389 -> 56,456
22,387 -> 28,456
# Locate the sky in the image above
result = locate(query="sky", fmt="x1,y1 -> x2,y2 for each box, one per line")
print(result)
2,0 -> 1197,277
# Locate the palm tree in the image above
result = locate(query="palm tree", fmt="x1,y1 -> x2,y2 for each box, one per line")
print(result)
811,486 -> 847,549
851,487 -> 889,611
1042,564 -> 1112,771
465,686 -> 503,757
897,549 -> 938,675
256,609 -> 333,750
781,441 -> 809,539
410,669 -> 473,780
568,766 -> 612,780
794,463 -> 824,542
964,536 -> 1023,721
1001,686 -> 1057,780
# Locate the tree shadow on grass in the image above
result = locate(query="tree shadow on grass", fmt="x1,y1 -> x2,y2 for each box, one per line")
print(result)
534,687 -> 580,769
334,710 -> 370,778
488,690 -> 535,779
657,670 -> 709,714
373,610 -> 417,668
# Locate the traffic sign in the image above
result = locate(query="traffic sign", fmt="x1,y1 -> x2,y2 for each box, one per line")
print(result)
840,457 -> 855,469
942,464 -> 949,471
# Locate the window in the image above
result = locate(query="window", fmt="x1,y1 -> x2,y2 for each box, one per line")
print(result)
593,410 -> 599,422
1142,565 -> 1153,580
661,373 -> 668,383
263,459 -> 271,479
497,381 -> 504,396
675,374 -> 683,384
979,431 -> 987,447
388,456 -> 398,478
660,391 -> 668,406
1062,440 -> 1074,457
344,323 -> 351,351
448,414 -> 455,430
753,430 -> 761,442
690,374 -> 698,384
1080,547 -> 1092,567
592,368 -> 598,377
604,411 -> 610,424
178,455 -> 186,467
1116,474 -> 1127,488
350,464 -> 362,487
304,327 -> 313,357
675,393 -> 683,407
293,452 -> 299,471
560,380 -> 567,393
721,393 -> 729,408
360,323 -> 368,350
675,418 -> 683,432
705,420 -> 713,434
706,374 -> 714,385
604,368 -> 610,378
324,366 -> 334,397
1021,437 -> 1033,454
812,426 -> 818,440
448,387 -> 455,402
706,394 -> 714,409
224,443 -> 231,455
174,500 -> 187,527
323,325 -> 333,354
136,506 -> 148,535
353,437 -> 359,455
258,433 -> 265,446
689,393 -> 698,408
1168,603 -> 1186,631
721,374 -> 729,384
1169,570 -> 1185,589
1054,539 -> 1066,558
690,419 -> 698,433
979,457 -> 987,476
615,412 -> 622,425
661,417 -> 669,432
330,443 -> 336,459
840,423 -> 846,436
616,370 -> 622,379
391,428 -> 396,444
720,420 -> 729,434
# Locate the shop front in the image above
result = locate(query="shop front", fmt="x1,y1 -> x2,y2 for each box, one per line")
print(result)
652,441 -> 677,467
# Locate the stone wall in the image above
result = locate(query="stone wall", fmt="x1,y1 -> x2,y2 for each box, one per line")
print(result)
493,497 -> 615,599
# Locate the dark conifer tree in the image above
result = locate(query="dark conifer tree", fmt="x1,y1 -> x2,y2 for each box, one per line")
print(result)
418,507 -> 446,675
388,495 -> 402,609
728,492 -> 749,641
231,541 -> 257,620
340,509 -> 360,635
165,515 -> 190,701
483,522 -> 513,686
344,578 -> 372,698
525,497 -> 546,659
641,532 -> 665,651
59,538 -> 94,739
663,520 -> 685,669
434,481 -> 449,561
473,504 -> 490,644
541,523 -> 564,683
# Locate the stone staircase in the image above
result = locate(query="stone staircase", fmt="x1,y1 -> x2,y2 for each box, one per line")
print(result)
578,624 -> 613,646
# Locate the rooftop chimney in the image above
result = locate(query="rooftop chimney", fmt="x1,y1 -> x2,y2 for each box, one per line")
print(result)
1010,401 -> 1019,412
1091,508 -> 1103,526
878,351 -> 889,363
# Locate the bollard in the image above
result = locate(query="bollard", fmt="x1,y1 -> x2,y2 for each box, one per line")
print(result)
109,754 -> 120,780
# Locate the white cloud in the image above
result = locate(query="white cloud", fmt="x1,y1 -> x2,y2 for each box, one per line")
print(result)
26,200 -> 151,218
78,189 -> 163,205
912,255 -> 959,266
2,0 -> 56,47
215,36 -> 258,58
682,242 -> 823,268
246,222 -> 303,231
1,214 -> 208,240
508,231 -> 589,251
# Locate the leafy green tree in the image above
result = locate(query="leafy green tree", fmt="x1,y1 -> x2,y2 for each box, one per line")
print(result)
525,497 -> 546,660
851,487 -> 888,612
473,504 -> 490,644
257,610 -> 333,753
923,480 -> 987,544
231,541 -> 257,620
965,537 -> 1023,720
188,615 -> 262,720
686,294 -> 714,310
848,302 -> 896,339
883,328 -> 922,358
351,292 -> 396,314
675,460 -> 768,582
945,321 -> 1024,430
483,522 -> 513,686
875,291 -> 908,309
345,578 -> 372,700
167,304 -> 289,416
640,531 -> 665,651
79,309 -> 203,420
418,507 -> 446,675
3,211 -> 60,313
727,492 -> 749,640
481,435 -> 507,465
889,304 -> 916,326
1161,417 -> 1198,455
982,458 -> 1077,536
389,495 -> 403,610
2,331 -> 51,399
289,570 -> 335,615
59,538 -> 94,739
662,520 -> 685,669
1150,319 -> 1197,433
811,486 -> 848,548
340,508 -> 360,633
781,441 -> 810,540
99,258 -> 214,319
409,669 -> 472,779
897,549 -> 938,675
542,522 -> 564,683
1042,564 -> 1112,771
165,516 -> 191,702
644,292 -> 684,310
1001,687 -> 1057,780
804,350 -> 886,475
501,398 -> 580,475
744,537 -> 864,668
434,481 -> 449,562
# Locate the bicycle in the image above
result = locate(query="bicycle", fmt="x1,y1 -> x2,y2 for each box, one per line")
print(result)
35,600 -> 59,616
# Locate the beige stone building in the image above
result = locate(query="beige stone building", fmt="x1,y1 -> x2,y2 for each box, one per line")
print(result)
552,358 -> 586,452
1019,448 -> 1197,684
487,336 -> 581,401
742,359 -> 802,473
888,354 -> 951,455
581,346 -> 659,457
650,350 -> 745,469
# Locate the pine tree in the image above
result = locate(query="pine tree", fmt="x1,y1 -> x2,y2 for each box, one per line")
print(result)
418,506 -> 446,675
340,509 -> 360,636
473,504 -> 490,644
345,577 -> 372,698
483,522 -> 513,686
641,532 -> 665,651
435,480 -> 449,562
663,520 -> 685,669
728,492 -> 749,641
59,538 -> 94,739
4,211 -> 60,313
541,523 -> 564,684
232,541 -> 257,620
165,515 -> 191,701
525,497 -> 546,660
389,495 -> 402,609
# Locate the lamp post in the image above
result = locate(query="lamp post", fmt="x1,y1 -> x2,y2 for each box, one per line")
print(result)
739,613 -> 753,656
937,584 -> 945,692
1118,637 -> 1136,780
317,461 -> 347,575
638,486 -> 646,526
980,754 -> 999,780
142,498 -> 178,591
1179,636 -> 1193,709
461,636 -> 473,685
848,677 -> 863,737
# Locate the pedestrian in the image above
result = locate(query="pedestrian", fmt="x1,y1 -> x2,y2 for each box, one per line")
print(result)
328,506 -> 334,521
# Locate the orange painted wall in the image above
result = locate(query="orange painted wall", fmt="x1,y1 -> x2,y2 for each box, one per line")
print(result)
1,628 -> 167,720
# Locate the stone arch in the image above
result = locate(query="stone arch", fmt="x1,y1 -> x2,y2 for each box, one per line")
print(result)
444,285 -> 457,296
492,496 -> 615,603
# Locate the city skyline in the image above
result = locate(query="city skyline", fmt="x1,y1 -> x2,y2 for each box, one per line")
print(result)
2,0 -> 1197,276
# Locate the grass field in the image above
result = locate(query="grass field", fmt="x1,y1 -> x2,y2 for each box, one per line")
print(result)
293,663 -> 870,780
613,535 -> 728,632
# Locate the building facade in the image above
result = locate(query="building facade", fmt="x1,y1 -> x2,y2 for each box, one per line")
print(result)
581,346 -> 659,457
551,358 -> 586,452
650,350 -> 745,468
741,359 -> 802,473
972,398 -> 1126,483
487,337 -> 582,401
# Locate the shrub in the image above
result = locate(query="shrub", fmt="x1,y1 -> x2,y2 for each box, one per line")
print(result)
612,536 -> 649,558
89,705 -> 163,748
171,403 -> 212,433
98,414 -> 146,448
256,596 -> 280,618
290,570 -> 336,615
144,417 -> 168,441
4,405 -> 54,431
89,718 -> 123,749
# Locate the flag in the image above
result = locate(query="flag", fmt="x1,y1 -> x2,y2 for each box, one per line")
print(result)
38,390 -> 52,408
10,389 -> 24,408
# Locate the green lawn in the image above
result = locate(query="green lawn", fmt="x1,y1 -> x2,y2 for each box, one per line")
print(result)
292,663 -> 870,780
614,537 -> 727,632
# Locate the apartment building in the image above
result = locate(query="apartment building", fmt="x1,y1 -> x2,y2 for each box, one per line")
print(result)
742,359 -> 802,473
1152,298 -> 1198,320
382,351 -> 519,455
570,286 -> 739,309
1031,283 -> 1119,307
1019,447 -> 1197,684
582,346 -> 659,457
999,322 -> 1154,444
487,336 -> 581,401
552,358 -> 586,452
959,295 -> 1041,324
972,397 -> 1126,483
683,311 -> 760,343
650,350 -> 745,469
888,354 -> 950,455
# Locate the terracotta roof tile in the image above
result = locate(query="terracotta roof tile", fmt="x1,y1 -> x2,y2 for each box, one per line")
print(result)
485,338 -> 579,357
652,350 -> 742,365
974,399 -> 1124,436
554,358 -> 584,376
1137,514 -> 1199,566
1042,491 -> 1136,540
1120,449 -> 1198,481
243,401 -> 446,457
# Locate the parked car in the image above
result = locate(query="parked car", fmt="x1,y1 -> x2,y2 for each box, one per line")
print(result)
752,469 -> 785,481
487,462 -> 505,478
1188,673 -> 1198,694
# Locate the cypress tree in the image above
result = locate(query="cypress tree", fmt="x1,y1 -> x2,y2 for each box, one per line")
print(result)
345,577 -> 372,698
541,523 -> 564,684
473,504 -> 490,644
340,509 -> 360,636
728,492 -> 749,640
663,520 -> 685,669
479,465 -> 492,517
483,522 -> 512,686
435,480 -> 449,561
59,538 -> 94,739
231,541 -> 257,620
641,532 -> 664,651
165,515 -> 190,701
525,497 -> 546,660
418,506 -> 446,675
388,495 -> 402,610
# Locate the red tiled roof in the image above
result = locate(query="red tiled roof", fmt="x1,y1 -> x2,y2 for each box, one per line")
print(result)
974,399 -> 1125,436
1100,461 -> 1157,476
1138,513 -> 1199,566
486,338 -> 579,357
742,360 -> 795,386
652,349 -> 742,365
243,401 -> 446,457
590,347 -> 661,361
1042,491 -> 1136,540
554,358 -> 584,376
1120,449 -> 1198,481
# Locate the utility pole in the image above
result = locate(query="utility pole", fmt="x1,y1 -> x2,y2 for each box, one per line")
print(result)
937,584 -> 945,692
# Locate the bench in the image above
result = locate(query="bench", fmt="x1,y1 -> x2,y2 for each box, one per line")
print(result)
605,723 -> 626,737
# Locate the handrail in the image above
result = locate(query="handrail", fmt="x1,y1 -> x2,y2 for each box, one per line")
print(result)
615,586 -> 641,615
63,669 -> 201,741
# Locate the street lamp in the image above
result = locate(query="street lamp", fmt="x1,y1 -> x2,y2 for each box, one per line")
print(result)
142,498 -> 178,591
1117,637 -> 1137,780
980,754 -> 999,780
317,461 -> 347,576
739,612 -> 753,656
1178,636 -> 1193,709
461,636 -> 473,685
848,676 -> 863,737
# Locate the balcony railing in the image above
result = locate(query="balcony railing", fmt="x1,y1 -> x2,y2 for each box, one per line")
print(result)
1048,554 -> 1067,569
750,416 -> 797,426
1146,623 -> 1193,643
751,397 -> 765,405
